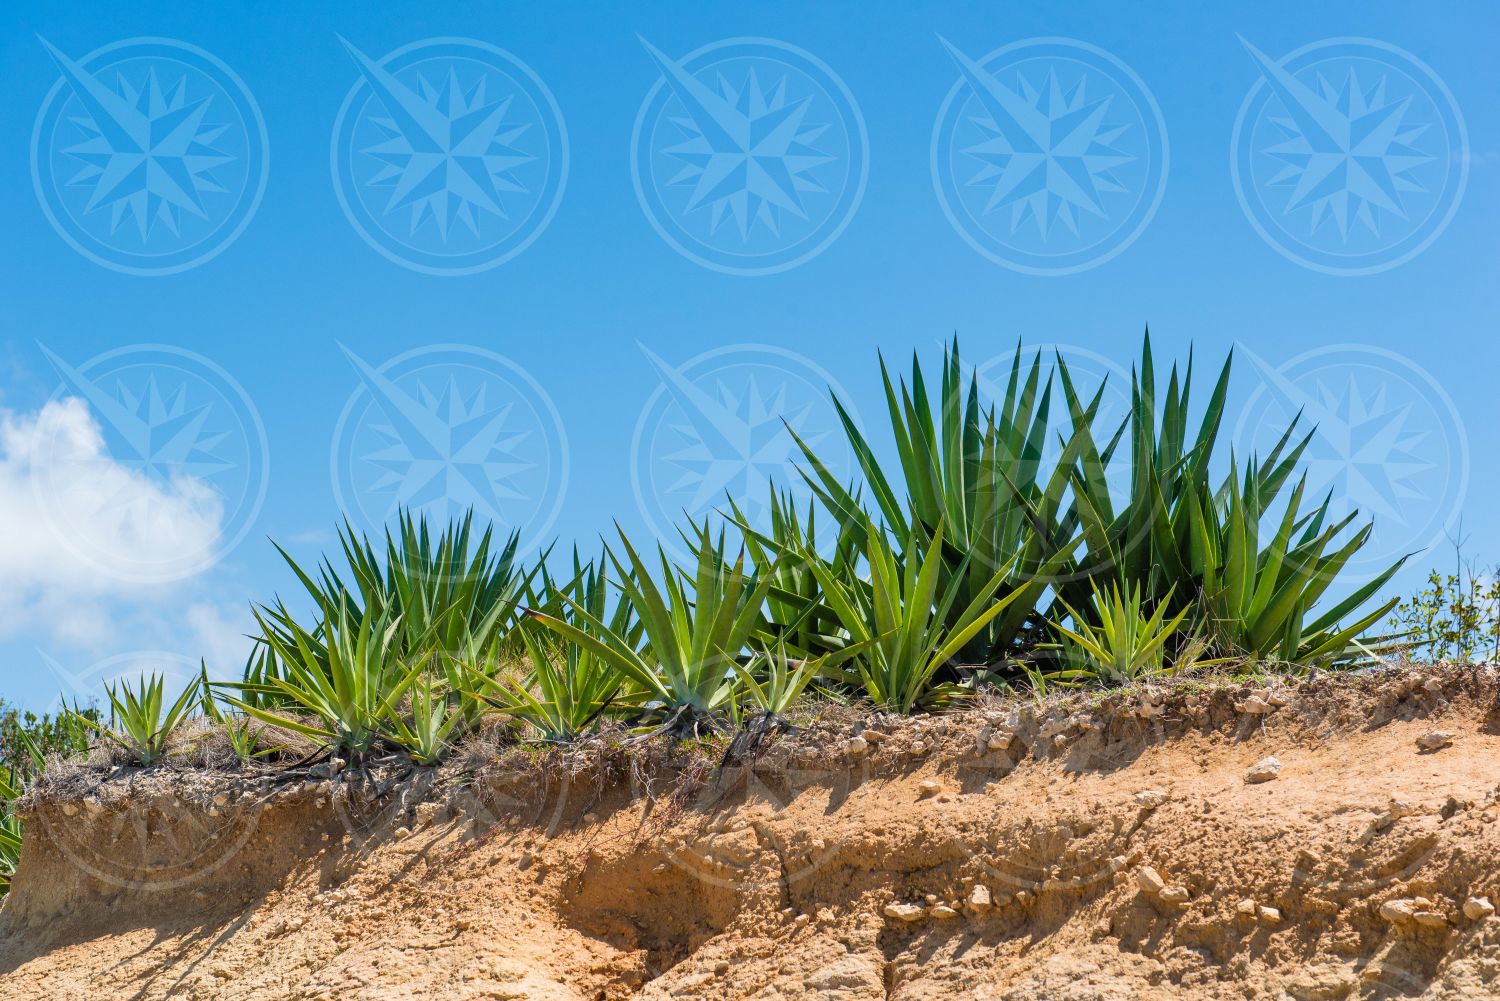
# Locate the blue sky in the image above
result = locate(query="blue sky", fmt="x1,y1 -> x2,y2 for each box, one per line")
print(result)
0,0 -> 1495,710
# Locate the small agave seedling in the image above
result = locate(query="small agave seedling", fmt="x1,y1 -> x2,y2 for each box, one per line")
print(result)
72,673 -> 202,766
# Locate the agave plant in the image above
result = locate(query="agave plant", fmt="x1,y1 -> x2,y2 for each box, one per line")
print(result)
73,673 -> 201,766
1044,582 -> 1190,684
1056,335 -> 1402,665
228,597 -> 417,759
382,671 -> 466,765
735,635 -> 868,720
791,340 -> 1083,667
258,510 -> 539,681
528,522 -> 774,732
1196,464 -> 1403,664
810,518 -> 1027,713
198,663 -> 276,761
728,489 -> 862,657
0,793 -> 19,896
464,624 -> 624,742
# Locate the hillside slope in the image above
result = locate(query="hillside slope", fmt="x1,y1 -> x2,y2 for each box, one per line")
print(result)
4,669 -> 1500,999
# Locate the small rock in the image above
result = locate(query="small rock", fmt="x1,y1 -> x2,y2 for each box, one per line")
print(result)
988,729 -> 1015,751
1237,695 -> 1274,715
1417,731 -> 1455,752
1258,906 -> 1282,925
60,802 -> 78,817
1465,897 -> 1495,921
1236,899 -> 1257,916
1380,899 -> 1418,923
1135,866 -> 1166,895
1109,856 -> 1128,873
860,729 -> 887,744
1159,886 -> 1190,905
1388,797 -> 1421,818
918,779 -> 942,798
929,904 -> 960,919
1424,677 -> 1445,693
967,885 -> 993,914
883,902 -> 926,923
1134,789 -> 1169,810
393,826 -> 412,839
212,794 -> 228,807
844,736 -> 869,758
793,913 -> 811,927
1266,691 -> 1291,708
1413,910 -> 1448,928
1246,756 -> 1282,783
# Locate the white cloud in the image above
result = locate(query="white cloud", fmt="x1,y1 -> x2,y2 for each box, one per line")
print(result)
0,397 -> 229,647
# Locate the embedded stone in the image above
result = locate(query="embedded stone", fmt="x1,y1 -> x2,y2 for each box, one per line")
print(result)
1135,866 -> 1166,894
883,902 -> 925,923
1246,757 -> 1282,783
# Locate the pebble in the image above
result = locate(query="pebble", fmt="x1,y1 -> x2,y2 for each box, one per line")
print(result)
967,885 -> 993,914
1245,756 -> 1282,784
883,901 -> 926,922
844,736 -> 869,758
860,729 -> 887,743
1135,866 -> 1166,895
918,779 -> 942,798
1134,789 -> 1169,810
1417,731 -> 1455,752
1159,886 -> 1190,906
1237,695 -> 1274,715
1465,897 -> 1496,921
61,802 -> 78,817
1236,899 -> 1257,916
929,904 -> 960,919
1258,906 -> 1282,925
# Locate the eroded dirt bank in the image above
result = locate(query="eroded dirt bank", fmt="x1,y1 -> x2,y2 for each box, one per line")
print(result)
5,669 -> 1500,999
